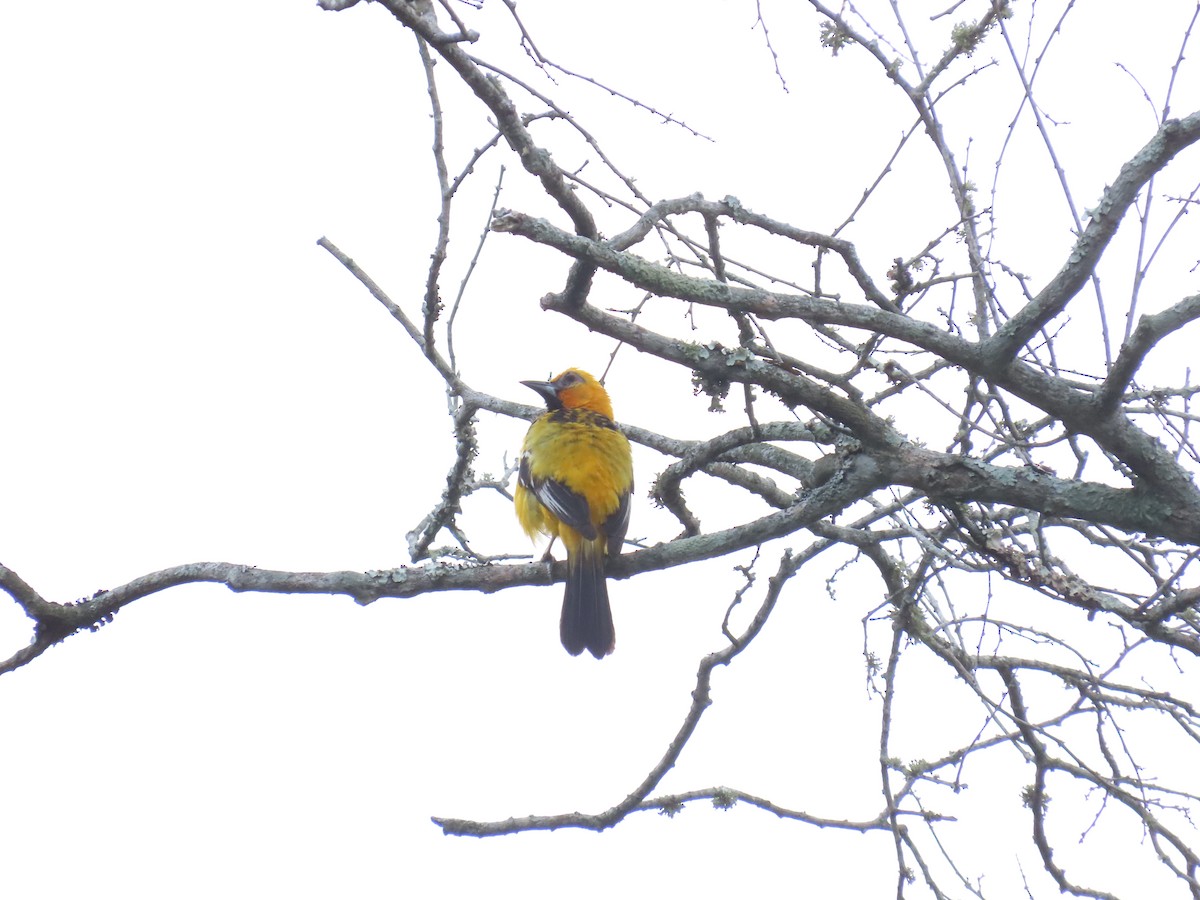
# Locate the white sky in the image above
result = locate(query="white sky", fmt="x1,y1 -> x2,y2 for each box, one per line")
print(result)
2,1 -> 1198,897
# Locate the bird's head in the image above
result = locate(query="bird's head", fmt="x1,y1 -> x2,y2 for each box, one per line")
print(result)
521,368 -> 614,419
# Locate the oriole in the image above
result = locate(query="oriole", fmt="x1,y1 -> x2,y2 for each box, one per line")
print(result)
515,368 -> 633,658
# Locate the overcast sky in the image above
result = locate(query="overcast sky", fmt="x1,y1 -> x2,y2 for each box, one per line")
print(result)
2,2 -> 1198,897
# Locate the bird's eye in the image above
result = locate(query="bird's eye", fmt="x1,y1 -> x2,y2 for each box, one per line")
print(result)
558,371 -> 581,388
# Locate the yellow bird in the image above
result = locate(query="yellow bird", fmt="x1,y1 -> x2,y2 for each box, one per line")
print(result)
515,369 -> 633,658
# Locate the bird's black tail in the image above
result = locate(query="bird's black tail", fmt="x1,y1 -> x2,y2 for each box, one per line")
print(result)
561,544 -> 615,659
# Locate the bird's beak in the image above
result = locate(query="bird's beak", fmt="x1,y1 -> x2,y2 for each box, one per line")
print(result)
521,379 -> 560,408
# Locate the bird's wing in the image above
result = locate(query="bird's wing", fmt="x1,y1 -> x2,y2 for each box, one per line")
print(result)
519,453 -> 598,541
604,490 -> 630,559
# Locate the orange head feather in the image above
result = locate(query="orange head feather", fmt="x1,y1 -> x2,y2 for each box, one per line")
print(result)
521,368 -> 614,420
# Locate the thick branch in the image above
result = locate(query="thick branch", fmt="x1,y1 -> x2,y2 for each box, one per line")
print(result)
0,458 -> 882,675
882,446 -> 1200,547
983,110 -> 1200,364
1098,292 -> 1200,414
495,208 -> 1200,500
